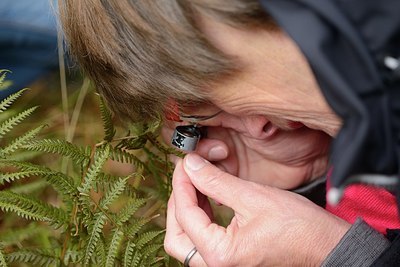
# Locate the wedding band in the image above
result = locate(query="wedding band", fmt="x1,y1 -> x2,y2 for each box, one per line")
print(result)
184,247 -> 197,267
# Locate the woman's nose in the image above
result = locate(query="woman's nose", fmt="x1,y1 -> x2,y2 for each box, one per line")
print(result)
241,115 -> 278,139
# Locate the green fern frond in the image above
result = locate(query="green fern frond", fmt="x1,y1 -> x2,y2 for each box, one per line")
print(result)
92,172 -> 120,192
100,176 -> 129,210
0,69 -> 10,86
146,134 -> 185,158
0,125 -> 46,158
0,170 -> 49,184
105,229 -> 124,267
0,86 -> 26,113
0,244 -> 7,267
123,240 -> 135,267
126,217 -> 152,238
139,244 -> 164,267
116,135 -> 147,150
5,248 -> 60,267
94,237 -> 106,267
99,96 -> 116,142
109,146 -> 147,170
0,191 -> 67,227
10,179 -> 47,194
6,150 -> 42,161
45,173 -> 78,199
116,198 -> 147,225
0,106 -> 38,139
0,223 -> 43,246
62,249 -> 81,265
83,212 -> 107,265
124,223 -> 162,267
135,230 -> 164,250
130,250 -> 142,267
79,144 -> 110,196
23,139 -> 91,167
0,160 -> 77,198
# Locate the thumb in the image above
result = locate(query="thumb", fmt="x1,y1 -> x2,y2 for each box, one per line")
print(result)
183,153 -> 256,213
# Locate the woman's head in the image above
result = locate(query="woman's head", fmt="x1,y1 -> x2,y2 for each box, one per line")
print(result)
59,0 -> 340,135
59,1 -> 269,119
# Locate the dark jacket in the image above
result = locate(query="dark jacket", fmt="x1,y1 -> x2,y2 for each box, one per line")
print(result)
259,0 -> 400,265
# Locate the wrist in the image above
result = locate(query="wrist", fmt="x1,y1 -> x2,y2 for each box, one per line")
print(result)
301,210 -> 351,266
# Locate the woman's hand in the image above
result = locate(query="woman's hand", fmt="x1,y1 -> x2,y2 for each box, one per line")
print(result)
163,116 -> 331,189
164,154 -> 350,266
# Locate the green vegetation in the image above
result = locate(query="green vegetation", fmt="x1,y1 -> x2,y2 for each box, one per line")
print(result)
0,70 -> 183,266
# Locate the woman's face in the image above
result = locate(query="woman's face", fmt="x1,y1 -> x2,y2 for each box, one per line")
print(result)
188,15 -> 342,136
164,16 -> 342,189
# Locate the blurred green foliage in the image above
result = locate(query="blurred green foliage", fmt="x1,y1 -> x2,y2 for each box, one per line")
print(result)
0,70 -> 184,266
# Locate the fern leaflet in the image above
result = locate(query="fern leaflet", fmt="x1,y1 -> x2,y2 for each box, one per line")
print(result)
0,125 -> 45,158
0,223 -> 43,246
0,86 -> 26,113
126,217 -> 152,238
0,106 -> 38,139
0,245 -> 6,267
83,212 -> 107,265
109,146 -> 147,170
0,160 -> 77,198
116,198 -> 147,225
139,244 -> 164,267
0,191 -> 67,228
0,69 -> 10,86
23,139 -> 91,167
79,144 -> 110,196
99,96 -> 116,142
100,176 -> 129,210
105,228 -> 124,267
123,240 -> 135,267
135,230 -> 164,250
5,249 -> 60,267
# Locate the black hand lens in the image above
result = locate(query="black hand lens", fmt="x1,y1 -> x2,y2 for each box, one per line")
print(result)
171,125 -> 206,151
171,110 -> 220,151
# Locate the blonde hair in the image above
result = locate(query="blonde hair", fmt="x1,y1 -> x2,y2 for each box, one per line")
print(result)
59,0 -> 273,122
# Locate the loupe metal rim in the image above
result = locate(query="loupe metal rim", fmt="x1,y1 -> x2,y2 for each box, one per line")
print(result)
171,125 -> 202,151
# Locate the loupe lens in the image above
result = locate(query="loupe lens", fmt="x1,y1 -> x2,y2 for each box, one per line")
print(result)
171,125 -> 202,151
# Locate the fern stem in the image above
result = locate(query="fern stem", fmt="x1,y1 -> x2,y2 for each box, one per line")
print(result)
57,27 -> 69,140
142,200 -> 163,219
67,78 -> 90,143
60,225 -> 71,262
132,172 -> 144,189
95,135 -> 143,148
89,195 -> 119,229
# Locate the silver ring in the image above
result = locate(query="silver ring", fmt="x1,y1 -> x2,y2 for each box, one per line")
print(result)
184,247 -> 197,267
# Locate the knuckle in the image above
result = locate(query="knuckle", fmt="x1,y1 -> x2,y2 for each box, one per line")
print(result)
202,166 -> 226,186
167,196 -> 174,210
208,254 -> 232,267
207,242 -> 234,267
163,236 -> 174,256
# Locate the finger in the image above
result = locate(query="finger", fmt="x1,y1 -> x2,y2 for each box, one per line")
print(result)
196,138 -> 229,161
172,159 -> 227,256
165,193 -> 206,266
183,153 -> 260,214
196,189 -> 214,221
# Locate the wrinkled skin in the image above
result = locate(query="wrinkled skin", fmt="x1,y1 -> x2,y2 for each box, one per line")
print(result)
164,112 -> 332,190
164,155 -> 350,266
162,11 -> 347,266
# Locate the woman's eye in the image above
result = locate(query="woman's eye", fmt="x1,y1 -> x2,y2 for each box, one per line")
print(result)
180,103 -> 221,118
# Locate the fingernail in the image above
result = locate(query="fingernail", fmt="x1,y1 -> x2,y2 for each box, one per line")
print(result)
208,146 -> 228,161
185,154 -> 208,171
